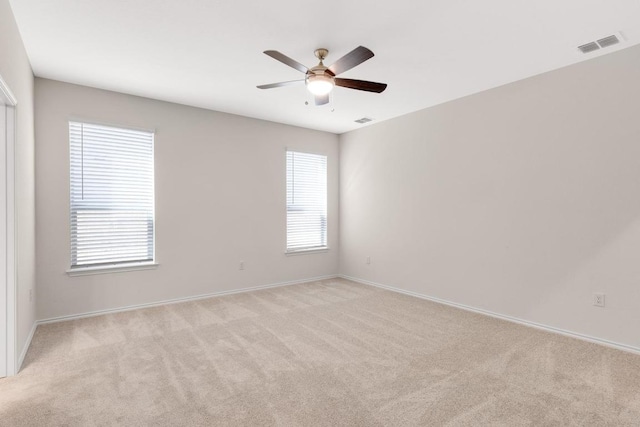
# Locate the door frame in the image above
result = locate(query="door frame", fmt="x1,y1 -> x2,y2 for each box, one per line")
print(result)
0,73 -> 17,377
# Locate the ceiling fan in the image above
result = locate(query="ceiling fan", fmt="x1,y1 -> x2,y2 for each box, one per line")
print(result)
257,46 -> 387,106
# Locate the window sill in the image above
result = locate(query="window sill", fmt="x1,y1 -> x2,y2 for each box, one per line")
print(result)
285,247 -> 329,256
67,262 -> 159,276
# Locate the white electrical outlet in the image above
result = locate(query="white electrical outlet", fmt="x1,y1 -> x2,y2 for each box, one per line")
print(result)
593,293 -> 605,307
366,256 -> 371,265
239,261 -> 244,271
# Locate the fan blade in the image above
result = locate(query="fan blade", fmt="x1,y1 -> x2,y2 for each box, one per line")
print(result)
315,94 -> 329,106
264,50 -> 309,73
328,46 -> 374,76
257,80 -> 304,89
335,78 -> 387,93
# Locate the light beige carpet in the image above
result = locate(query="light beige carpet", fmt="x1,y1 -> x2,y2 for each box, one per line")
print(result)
1,278 -> 640,426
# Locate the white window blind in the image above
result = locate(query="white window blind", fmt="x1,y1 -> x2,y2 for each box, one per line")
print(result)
69,121 -> 155,269
286,151 -> 327,252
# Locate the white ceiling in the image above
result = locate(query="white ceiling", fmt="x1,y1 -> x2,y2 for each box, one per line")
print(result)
8,0 -> 640,134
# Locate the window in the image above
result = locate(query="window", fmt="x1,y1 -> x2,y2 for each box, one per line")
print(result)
286,150 -> 327,253
69,121 -> 155,270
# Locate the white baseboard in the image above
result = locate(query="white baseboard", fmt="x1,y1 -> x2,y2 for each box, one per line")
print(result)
17,321 -> 38,373
340,274 -> 640,356
38,274 -> 339,325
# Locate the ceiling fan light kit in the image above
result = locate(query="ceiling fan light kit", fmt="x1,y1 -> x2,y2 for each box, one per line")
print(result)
258,46 -> 387,106
306,73 -> 334,96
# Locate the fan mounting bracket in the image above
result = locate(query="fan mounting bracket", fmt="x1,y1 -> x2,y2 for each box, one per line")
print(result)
314,48 -> 329,62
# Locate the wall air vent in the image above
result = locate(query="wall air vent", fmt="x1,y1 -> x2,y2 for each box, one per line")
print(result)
578,33 -> 624,54
354,117 -> 373,124
597,35 -> 620,48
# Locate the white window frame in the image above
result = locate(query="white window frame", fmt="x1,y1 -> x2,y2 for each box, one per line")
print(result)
285,150 -> 328,254
67,121 -> 157,275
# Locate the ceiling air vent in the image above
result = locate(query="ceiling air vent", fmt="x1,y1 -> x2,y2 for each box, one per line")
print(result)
578,33 -> 623,54
597,35 -> 620,48
354,117 -> 373,124
578,42 -> 600,54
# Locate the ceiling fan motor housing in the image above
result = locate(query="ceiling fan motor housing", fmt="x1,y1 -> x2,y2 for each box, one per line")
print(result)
306,64 -> 335,96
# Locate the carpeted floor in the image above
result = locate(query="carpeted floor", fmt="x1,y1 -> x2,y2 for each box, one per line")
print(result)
1,278 -> 640,426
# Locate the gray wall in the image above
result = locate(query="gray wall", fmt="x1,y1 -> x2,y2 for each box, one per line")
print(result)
35,79 -> 339,320
340,44 -> 640,349
0,0 -> 36,364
